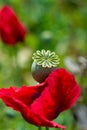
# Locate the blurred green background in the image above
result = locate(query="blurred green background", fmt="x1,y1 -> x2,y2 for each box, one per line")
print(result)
0,0 -> 87,130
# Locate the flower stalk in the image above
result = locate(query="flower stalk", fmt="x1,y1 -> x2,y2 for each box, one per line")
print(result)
38,127 -> 42,130
46,127 -> 49,130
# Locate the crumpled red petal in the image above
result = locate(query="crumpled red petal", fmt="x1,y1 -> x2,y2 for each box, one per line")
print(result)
0,68 -> 80,129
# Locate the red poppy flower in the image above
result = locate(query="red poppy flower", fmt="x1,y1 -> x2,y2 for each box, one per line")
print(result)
0,68 -> 80,129
0,5 -> 26,45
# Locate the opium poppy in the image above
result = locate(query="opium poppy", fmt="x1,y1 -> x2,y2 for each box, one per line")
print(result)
0,5 -> 26,45
0,68 -> 80,129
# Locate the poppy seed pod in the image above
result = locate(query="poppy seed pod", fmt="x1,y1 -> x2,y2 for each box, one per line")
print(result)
31,61 -> 57,83
31,50 -> 60,83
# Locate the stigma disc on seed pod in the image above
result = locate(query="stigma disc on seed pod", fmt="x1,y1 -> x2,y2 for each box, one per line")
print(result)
31,49 -> 60,83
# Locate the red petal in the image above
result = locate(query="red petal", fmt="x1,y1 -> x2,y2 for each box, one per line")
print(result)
0,83 -> 45,107
0,91 -> 66,129
0,5 -> 26,45
30,68 -> 80,120
0,68 -> 80,129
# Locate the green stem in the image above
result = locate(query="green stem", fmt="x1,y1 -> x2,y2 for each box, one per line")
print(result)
38,127 -> 42,130
46,127 -> 49,130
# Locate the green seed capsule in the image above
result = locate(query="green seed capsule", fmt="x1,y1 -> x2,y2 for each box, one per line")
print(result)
31,61 -> 56,83
31,49 -> 60,83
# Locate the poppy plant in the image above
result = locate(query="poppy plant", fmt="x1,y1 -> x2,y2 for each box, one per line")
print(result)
0,68 -> 80,129
0,5 -> 26,45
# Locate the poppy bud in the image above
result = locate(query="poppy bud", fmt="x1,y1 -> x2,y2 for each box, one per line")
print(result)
31,49 -> 60,83
0,5 -> 26,45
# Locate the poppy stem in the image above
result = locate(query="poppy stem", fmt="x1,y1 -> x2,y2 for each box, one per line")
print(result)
38,127 -> 42,130
46,127 -> 49,130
